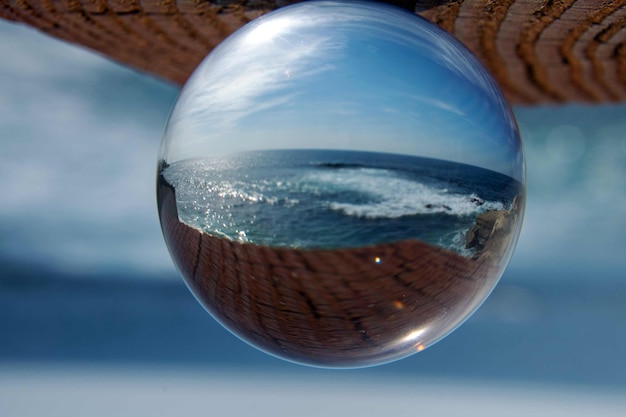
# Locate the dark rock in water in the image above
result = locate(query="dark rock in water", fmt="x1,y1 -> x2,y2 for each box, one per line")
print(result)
424,203 -> 451,211
317,162 -> 368,169
469,197 -> 484,206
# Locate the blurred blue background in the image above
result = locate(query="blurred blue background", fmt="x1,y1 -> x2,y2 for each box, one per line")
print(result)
1,19 -> 625,416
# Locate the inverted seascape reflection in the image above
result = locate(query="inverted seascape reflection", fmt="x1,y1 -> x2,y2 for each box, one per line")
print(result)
157,1 -> 525,367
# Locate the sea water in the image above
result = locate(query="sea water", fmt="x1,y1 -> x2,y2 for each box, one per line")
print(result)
161,149 -> 521,255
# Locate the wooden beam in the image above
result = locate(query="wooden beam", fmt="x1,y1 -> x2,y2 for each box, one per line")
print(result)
2,0 -> 626,104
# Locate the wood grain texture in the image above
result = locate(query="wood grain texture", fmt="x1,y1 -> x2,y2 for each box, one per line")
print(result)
3,0 -> 626,104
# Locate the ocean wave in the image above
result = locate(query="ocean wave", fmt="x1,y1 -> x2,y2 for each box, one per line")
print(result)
306,167 -> 504,218
440,229 -> 474,257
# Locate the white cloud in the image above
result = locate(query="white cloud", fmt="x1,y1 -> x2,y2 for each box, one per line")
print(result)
0,20 -> 179,276
0,22 -> 117,82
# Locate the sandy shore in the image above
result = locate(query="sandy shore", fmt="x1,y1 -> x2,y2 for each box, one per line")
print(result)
157,176 -> 504,367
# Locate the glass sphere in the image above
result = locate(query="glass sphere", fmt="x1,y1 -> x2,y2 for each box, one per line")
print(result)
157,0 -> 525,368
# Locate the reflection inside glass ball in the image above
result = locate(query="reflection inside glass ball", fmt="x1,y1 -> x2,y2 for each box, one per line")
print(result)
157,1 -> 525,368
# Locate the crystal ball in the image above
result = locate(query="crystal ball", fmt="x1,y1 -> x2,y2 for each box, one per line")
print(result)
157,0 -> 525,368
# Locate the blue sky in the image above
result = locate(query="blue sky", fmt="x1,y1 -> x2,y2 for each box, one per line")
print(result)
163,2 -> 522,181
1,16 -> 625,280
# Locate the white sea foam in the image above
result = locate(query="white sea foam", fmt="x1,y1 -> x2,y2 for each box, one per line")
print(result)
306,168 -> 504,218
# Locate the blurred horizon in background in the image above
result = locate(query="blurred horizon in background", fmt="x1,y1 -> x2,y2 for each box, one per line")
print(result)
1,18 -> 625,416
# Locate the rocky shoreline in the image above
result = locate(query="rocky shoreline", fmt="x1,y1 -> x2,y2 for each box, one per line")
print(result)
465,195 -> 524,261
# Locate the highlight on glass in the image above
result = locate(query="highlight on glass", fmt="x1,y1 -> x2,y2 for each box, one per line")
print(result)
157,1 -> 525,368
